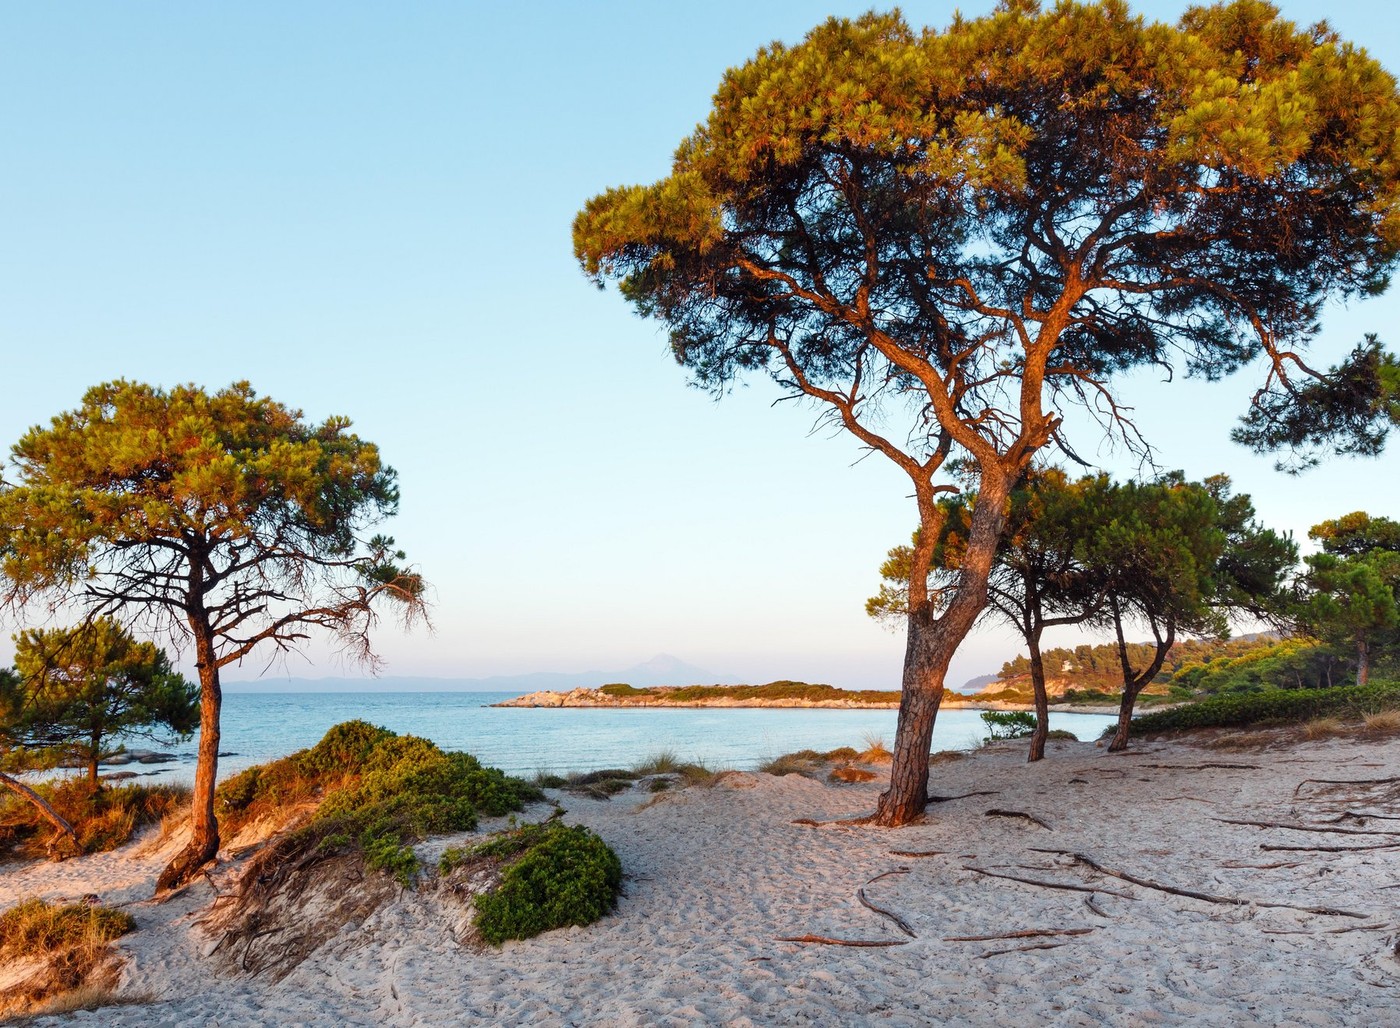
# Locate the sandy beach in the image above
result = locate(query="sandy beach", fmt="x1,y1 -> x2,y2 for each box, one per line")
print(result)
3,730 -> 1397,1026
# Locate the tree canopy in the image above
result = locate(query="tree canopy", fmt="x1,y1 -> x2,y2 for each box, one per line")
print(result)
1298,514 -> 1400,687
575,0 -> 1400,824
3,619 -> 197,789
0,380 -> 426,888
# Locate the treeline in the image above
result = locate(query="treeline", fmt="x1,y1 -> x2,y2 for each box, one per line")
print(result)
998,636 -> 1283,692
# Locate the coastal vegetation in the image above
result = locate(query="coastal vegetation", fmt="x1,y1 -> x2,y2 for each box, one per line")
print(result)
600,681 -> 903,705
1129,681 -> 1400,736
0,780 -> 188,861
0,381 -> 428,892
574,1 -> 1400,824
217,720 -> 540,886
440,820 -> 623,946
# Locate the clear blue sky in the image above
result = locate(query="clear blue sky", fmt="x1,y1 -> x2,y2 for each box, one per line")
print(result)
2,1 -> 1398,689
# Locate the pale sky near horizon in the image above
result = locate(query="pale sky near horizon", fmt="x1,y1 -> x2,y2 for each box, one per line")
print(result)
2,1 -> 1399,690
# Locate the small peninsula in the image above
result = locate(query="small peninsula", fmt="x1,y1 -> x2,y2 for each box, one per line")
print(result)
494,681 -> 906,709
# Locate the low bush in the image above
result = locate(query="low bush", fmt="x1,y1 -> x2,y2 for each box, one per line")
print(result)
0,781 -> 189,860
599,683 -> 649,698
1129,682 -> 1400,735
980,710 -> 1037,740
467,822 -> 622,945
1045,729 -> 1079,741
215,721 -> 542,886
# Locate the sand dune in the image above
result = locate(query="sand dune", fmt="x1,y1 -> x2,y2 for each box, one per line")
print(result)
3,731 -> 1397,1026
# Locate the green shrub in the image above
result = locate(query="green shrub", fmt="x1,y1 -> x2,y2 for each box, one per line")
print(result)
980,710 -> 1037,740
215,722 -> 542,886
1130,682 -> 1400,735
471,822 -> 622,945
1045,728 -> 1079,741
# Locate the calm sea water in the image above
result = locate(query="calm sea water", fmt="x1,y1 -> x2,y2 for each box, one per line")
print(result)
109,692 -> 1118,785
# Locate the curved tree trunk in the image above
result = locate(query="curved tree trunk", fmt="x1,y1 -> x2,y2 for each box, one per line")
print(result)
0,771 -> 78,853
1357,640 -> 1370,688
873,471 -> 1010,826
1108,613 -> 1175,753
157,627 -> 221,893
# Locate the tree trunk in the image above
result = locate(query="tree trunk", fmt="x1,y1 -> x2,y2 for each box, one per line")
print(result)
873,614 -> 949,825
1357,640 -> 1370,688
156,627 -> 221,893
1027,623 -> 1049,763
873,471 -> 1010,826
1108,613 -> 1175,753
89,728 -> 101,791
0,771 -> 78,853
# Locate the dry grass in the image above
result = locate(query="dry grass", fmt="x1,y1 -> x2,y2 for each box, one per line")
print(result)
1302,716 -> 1347,740
758,754 -> 820,777
858,733 -> 893,764
828,766 -> 877,783
1361,708 -> 1400,735
929,749 -> 967,764
0,781 -> 190,861
0,899 -> 136,1016
19,985 -> 155,1019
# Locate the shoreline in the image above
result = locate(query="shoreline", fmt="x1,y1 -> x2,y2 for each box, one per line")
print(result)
493,686 -> 1126,717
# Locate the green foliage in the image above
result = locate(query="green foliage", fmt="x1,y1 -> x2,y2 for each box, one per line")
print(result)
980,710 -> 1037,740
1168,638 -> 1340,695
215,721 -> 541,887
2,619 -> 197,788
469,822 -> 622,946
1044,729 -> 1079,742
0,898 -> 134,957
598,683 -> 646,698
1129,682 -> 1400,735
657,681 -> 900,704
0,780 -> 188,859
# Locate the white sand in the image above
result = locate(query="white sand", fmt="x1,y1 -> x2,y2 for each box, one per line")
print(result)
3,732 -> 1398,1026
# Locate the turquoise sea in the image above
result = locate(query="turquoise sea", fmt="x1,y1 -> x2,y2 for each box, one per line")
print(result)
112,692 -> 1118,785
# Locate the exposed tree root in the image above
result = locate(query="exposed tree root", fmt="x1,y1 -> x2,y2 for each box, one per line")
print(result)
1260,923 -> 1389,936
1260,842 -> 1400,853
776,934 -> 908,948
1135,763 -> 1260,771
1213,817 -> 1400,837
1031,848 -> 1369,919
791,815 -> 874,829
1083,895 -> 1110,918
943,927 -> 1093,942
1221,860 -> 1305,869
928,790 -> 998,803
964,865 -> 1135,900
977,941 -> 1068,958
856,889 -> 915,938
1294,776 -> 1400,797
985,808 -> 1053,830
865,869 -> 910,885
889,850 -> 945,858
